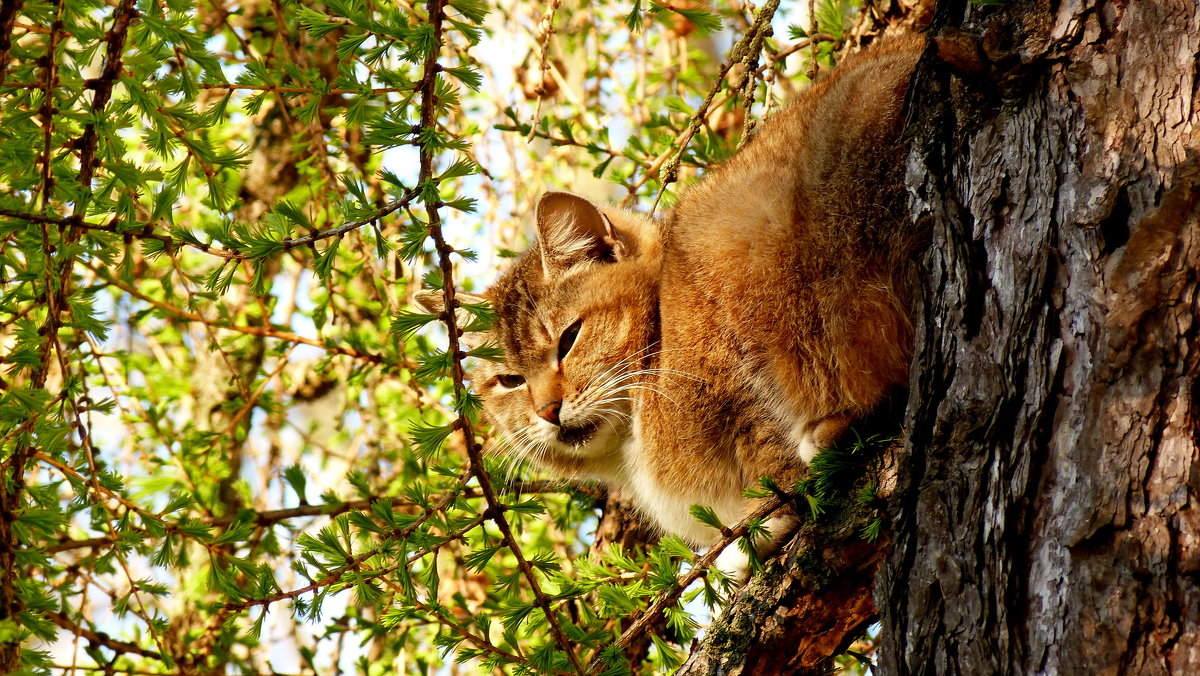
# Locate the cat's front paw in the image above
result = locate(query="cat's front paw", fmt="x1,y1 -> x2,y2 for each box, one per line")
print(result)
708,514 -> 797,587
713,544 -> 751,586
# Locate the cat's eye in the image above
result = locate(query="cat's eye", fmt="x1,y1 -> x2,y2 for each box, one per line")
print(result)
496,374 -> 525,389
558,320 -> 583,363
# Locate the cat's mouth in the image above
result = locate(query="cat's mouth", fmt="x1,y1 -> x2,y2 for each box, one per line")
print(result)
556,421 -> 600,447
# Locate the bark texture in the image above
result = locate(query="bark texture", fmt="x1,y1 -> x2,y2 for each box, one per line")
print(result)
677,528 -> 884,676
879,0 -> 1200,674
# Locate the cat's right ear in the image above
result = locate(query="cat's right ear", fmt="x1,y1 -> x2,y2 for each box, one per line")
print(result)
535,192 -> 626,273
412,290 -> 491,349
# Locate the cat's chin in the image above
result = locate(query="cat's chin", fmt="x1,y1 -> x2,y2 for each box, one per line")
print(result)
556,421 -> 600,446
535,418 -> 625,459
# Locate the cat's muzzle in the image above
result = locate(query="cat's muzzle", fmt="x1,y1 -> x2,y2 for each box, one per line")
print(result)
556,421 -> 600,447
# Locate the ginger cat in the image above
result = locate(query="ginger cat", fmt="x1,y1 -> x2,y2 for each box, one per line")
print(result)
417,36 -> 925,576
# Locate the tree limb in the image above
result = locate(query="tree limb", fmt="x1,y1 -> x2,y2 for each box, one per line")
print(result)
44,610 -> 164,661
677,525 -> 885,675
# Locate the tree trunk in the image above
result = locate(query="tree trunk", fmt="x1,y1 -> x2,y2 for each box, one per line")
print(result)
879,0 -> 1200,674
675,1 -> 1198,673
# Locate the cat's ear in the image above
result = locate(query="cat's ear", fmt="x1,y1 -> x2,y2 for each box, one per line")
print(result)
412,290 -> 491,349
535,192 -> 626,272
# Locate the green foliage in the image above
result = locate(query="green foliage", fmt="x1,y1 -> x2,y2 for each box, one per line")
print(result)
797,431 -> 897,526
0,0 -> 863,673
689,503 -> 725,531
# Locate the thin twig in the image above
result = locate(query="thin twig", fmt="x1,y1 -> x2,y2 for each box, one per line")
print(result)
808,0 -> 819,79
417,0 -> 585,672
646,0 -> 781,215
525,0 -> 564,142
406,595 -> 523,663
198,82 -> 411,95
588,497 -> 786,672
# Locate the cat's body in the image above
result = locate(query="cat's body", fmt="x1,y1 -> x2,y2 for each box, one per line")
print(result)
419,36 -> 925,568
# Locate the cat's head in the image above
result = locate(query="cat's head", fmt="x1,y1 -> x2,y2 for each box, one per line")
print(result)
416,192 -> 662,479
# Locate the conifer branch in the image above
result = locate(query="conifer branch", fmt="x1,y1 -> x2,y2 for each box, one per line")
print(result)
1,2 -> 71,668
35,0 -> 61,215
71,0 -> 137,225
648,0 -> 781,215
84,262 -> 397,367
43,610 -> 164,661
24,18 -> 144,645
197,83 -> 413,95
0,185 -> 420,263
614,31 -> 836,208
416,0 -> 586,671
587,496 -> 787,673
45,479 -> 598,554
406,597 -> 524,664
219,471 -> 475,613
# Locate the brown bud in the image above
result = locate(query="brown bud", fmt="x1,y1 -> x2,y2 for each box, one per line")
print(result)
518,57 -> 564,100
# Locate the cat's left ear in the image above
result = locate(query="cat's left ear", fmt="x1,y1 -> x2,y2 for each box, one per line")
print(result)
535,192 -> 626,271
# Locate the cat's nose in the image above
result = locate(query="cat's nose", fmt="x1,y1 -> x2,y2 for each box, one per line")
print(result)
536,401 -> 562,426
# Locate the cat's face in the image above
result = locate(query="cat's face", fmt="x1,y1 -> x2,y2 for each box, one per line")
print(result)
419,193 -> 662,477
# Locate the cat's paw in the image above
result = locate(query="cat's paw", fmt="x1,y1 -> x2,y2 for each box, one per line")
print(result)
713,544 -> 751,586
709,514 -> 797,587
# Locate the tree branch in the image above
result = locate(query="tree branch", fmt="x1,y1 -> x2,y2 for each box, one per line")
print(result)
0,0 -> 24,85
44,609 -> 164,661
676,529 -> 884,675
415,0 -> 585,671
1,2 -> 70,669
43,476 -> 601,554
85,262 -> 397,367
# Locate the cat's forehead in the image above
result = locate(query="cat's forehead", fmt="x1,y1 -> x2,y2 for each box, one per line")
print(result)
490,252 -> 545,319
488,249 -> 560,353
487,239 -> 633,370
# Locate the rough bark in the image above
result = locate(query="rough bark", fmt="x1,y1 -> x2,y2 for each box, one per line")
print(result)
879,0 -> 1200,674
677,526 -> 885,676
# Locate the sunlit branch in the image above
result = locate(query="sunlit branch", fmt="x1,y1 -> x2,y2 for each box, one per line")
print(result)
417,0 -> 586,670
44,610 -> 164,661
590,496 -> 787,672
